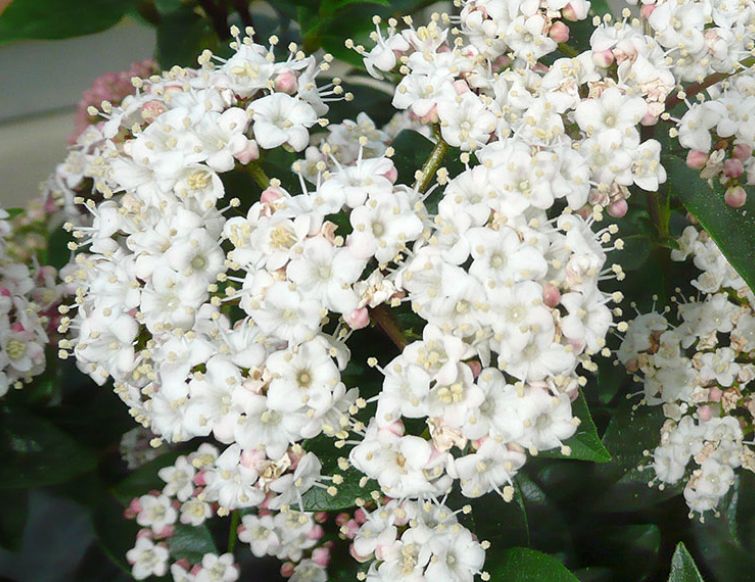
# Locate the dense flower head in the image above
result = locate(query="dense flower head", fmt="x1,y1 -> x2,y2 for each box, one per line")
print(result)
0,207 -> 64,397
618,226 -> 754,517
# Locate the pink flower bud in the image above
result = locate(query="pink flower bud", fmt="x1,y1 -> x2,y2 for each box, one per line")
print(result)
342,519 -> 360,539
240,448 -> 266,469
307,524 -> 325,540
312,547 -> 331,568
732,143 -> 752,161
193,471 -> 207,486
157,525 -> 174,538
129,498 -> 143,514
0,288 -> 11,297
274,69 -> 299,94
709,387 -> 723,402
10,322 -> 24,332
344,307 -> 370,330
136,528 -> 152,540
190,564 -> 203,575
335,512 -> 350,527
724,185 -> 747,208
382,165 -> 398,184
379,419 -> 405,438
354,508 -> 368,524
697,405 -> 713,422
724,158 -> 744,179
313,512 -> 328,524
467,359 -> 482,378
141,100 -> 167,123
543,283 -> 562,307
607,199 -> 628,218
640,4 -> 656,18
280,562 -> 295,577
234,140 -> 260,165
686,150 -> 709,170
261,187 -> 283,204
415,105 -> 439,125
549,21 -> 570,43
640,111 -> 659,126
453,80 -> 471,95
592,49 -> 614,68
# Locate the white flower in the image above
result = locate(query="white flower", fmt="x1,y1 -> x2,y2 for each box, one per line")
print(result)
126,538 -> 169,580
251,94 -> 317,151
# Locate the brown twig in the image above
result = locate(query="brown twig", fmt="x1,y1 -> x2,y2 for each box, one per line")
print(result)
369,304 -> 408,351
665,56 -> 755,110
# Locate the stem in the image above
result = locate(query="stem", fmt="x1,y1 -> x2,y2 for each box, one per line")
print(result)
247,162 -> 271,189
227,510 -> 241,554
198,0 -> 230,40
557,43 -> 579,58
232,0 -> 254,29
414,130 -> 449,194
369,304 -> 408,351
665,56 -> 755,110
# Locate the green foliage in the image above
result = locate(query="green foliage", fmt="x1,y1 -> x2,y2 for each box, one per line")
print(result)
0,488 -> 28,551
0,407 -> 97,489
487,547 -> 580,581
169,524 -> 217,562
668,543 -> 705,582
0,0 -> 135,44
539,390 -> 611,463
156,4 -> 220,69
664,155 -> 755,290
470,484 -> 530,548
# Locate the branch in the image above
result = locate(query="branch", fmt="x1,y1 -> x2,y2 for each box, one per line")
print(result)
247,162 -> 271,189
198,0 -> 230,40
227,510 -> 241,554
414,130 -> 449,194
665,55 -> 755,110
369,304 -> 408,351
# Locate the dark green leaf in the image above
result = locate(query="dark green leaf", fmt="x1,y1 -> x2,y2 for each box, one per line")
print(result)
323,0 -> 390,11
47,224 -> 73,270
93,493 -> 140,574
5,208 -> 24,218
539,390 -> 611,463
0,488 -> 28,551
589,0 -> 612,16
0,407 -> 97,489
300,434 -> 378,511
596,397 -> 682,510
111,450 -> 183,504
169,524 -> 217,562
156,5 -> 220,69
470,483 -> 529,549
597,524 -> 661,582
664,155 -> 755,291
668,543 -> 704,582
0,0 -> 134,44
487,547 -> 580,581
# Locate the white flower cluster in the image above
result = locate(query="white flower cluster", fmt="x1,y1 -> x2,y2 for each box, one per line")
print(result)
0,208 -> 62,397
618,226 -> 754,517
346,498 -> 487,582
125,444 -> 330,581
356,4 -> 673,216
678,70 -> 755,208
347,137 -> 624,502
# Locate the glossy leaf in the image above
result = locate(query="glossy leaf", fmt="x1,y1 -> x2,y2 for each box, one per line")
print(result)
0,407 -> 97,489
664,155 -> 755,291
156,5 -> 220,69
539,390 -> 611,463
487,547 -> 580,581
470,484 -> 529,549
668,543 -> 704,582
0,0 -> 134,44
169,524 -> 217,562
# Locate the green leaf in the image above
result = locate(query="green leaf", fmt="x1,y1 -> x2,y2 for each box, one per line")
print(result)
664,155 -> 755,291
0,0 -> 134,44
47,224 -> 73,270
596,397 -> 682,510
156,5 -> 220,69
0,488 -> 28,551
539,390 -> 611,463
300,434 -> 378,511
92,493 -> 140,574
589,0 -> 612,16
5,207 -> 24,218
487,547 -> 580,581
323,0 -> 390,11
111,450 -> 183,504
169,524 -> 217,562
470,484 -> 529,549
668,543 -> 704,582
0,407 -> 97,489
